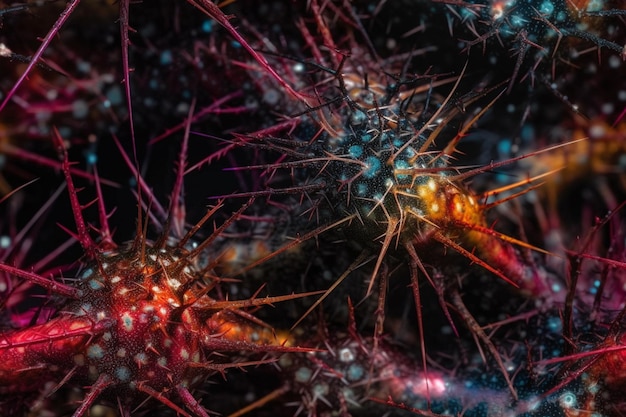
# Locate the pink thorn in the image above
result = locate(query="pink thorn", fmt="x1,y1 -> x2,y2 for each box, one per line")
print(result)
2,143 -> 118,188
93,166 -> 117,251
137,383 -> 192,417
188,0 -> 311,106
177,385 -> 211,417
168,98 -> 195,239
71,374 -> 113,417
0,183 -> 64,263
0,0 -> 82,113
118,0 -> 137,154
52,128 -> 97,258
112,135 -> 167,222
32,237 -> 77,276
149,91 -> 243,145
0,262 -> 80,298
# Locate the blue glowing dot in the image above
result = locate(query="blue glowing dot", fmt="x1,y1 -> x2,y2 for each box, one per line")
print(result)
497,139 -> 512,157
160,50 -> 173,66
403,147 -> 416,158
76,60 -> 91,73
539,1 -> 554,16
85,151 -> 97,166
363,156 -> 381,179
87,344 -> 104,359
348,145 -> 363,159
346,364 -> 364,381
116,366 -> 131,382
395,160 -> 410,180
551,283 -> 561,293
295,367 -> 312,383
356,183 -> 368,196
560,391 -> 577,408
360,133 -> 372,143
460,7 -> 477,20
0,236 -> 10,249
89,279 -> 104,290
122,313 -> 134,331
351,111 -> 367,125
201,20 -> 213,33
106,85 -> 123,106
556,11 -> 566,22
547,316 -> 562,333
510,15 -> 526,27
231,41 -> 241,48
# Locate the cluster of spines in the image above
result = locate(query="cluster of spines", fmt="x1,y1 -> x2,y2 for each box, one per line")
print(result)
0,122 -> 323,416
0,0 -> 625,416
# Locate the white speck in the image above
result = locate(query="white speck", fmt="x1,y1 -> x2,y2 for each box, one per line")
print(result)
601,102 -> 614,115
609,54 -> 621,69
0,236 -> 11,249
338,348 -> 355,362
168,278 -> 182,289
589,124 -> 606,139
0,43 -> 13,57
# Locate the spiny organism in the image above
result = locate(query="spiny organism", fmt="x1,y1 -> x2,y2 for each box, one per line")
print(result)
537,302 -> 626,417
190,0 -> 561,295
229,301 -> 590,417
429,0 -> 626,93
0,127 -> 319,417
194,1 -> 568,400
230,49 -> 562,300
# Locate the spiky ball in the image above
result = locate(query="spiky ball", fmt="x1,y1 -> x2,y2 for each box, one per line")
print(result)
69,244 -> 206,393
0,242 -> 209,412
